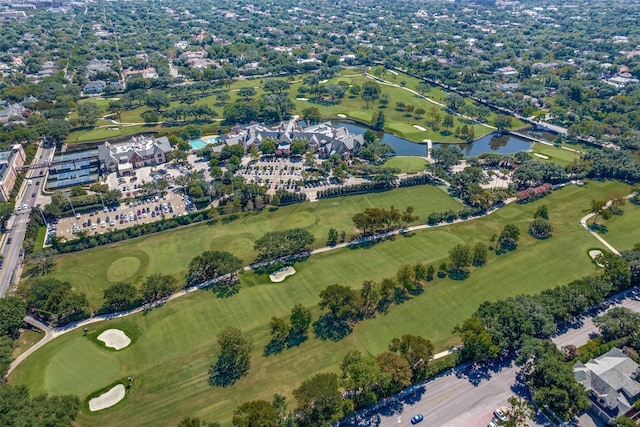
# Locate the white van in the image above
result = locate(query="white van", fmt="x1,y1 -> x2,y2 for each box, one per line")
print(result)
27,179 -> 32,186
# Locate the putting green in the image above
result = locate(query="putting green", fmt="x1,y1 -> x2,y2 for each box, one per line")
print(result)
44,339 -> 122,397
107,257 -> 142,283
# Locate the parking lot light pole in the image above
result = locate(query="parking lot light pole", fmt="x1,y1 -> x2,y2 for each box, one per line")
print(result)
37,206 -> 48,228
65,194 -> 80,228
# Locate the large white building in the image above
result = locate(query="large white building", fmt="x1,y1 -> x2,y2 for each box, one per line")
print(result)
98,135 -> 173,176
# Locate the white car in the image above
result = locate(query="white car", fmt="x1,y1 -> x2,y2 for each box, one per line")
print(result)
494,408 -> 507,422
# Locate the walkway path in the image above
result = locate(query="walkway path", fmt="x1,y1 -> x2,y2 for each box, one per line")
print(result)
579,193 -> 636,256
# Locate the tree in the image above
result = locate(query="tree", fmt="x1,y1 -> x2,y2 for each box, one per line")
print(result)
141,274 -> 178,303
373,111 -> 385,130
453,317 -> 499,362
77,101 -> 101,125
416,82 -> 430,96
301,107 -> 321,125
101,282 -> 139,313
293,373 -> 343,427
209,327 -> 252,387
598,252 -> 631,291
238,87 -> 256,99
528,218 -> 553,239
498,396 -> 534,427
145,91 -> 170,110
448,244 -> 471,279
590,199 -> 611,225
534,205 -> 549,220
472,242 -> 488,267
289,304 -> 312,342
186,251 -> 243,286
442,114 -> 454,132
0,384 -> 81,426
0,297 -> 26,339
375,351 -> 412,396
445,93 -> 465,112
326,227 -> 339,246
340,350 -> 387,408
496,224 -> 520,253
389,334 -> 434,381
318,284 -> 360,323
494,115 -> 513,131
254,228 -> 315,260
232,400 -> 278,427
594,307 -> 640,342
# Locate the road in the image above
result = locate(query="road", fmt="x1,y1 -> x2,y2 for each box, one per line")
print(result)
342,359 -> 551,427
0,144 -> 55,297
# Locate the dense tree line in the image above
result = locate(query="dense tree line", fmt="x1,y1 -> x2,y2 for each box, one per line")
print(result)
254,228 -> 315,261
18,278 -> 91,327
453,248 -> 637,420
351,205 -> 418,236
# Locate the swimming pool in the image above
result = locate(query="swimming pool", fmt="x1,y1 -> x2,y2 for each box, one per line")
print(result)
189,136 -> 220,150
189,139 -> 207,150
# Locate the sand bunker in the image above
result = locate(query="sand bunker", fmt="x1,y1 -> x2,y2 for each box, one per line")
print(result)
534,153 -> 550,159
296,97 -> 309,101
413,125 -> 427,131
97,329 -> 131,350
89,384 -> 125,412
269,266 -> 296,283
337,113 -> 347,118
589,250 -> 604,267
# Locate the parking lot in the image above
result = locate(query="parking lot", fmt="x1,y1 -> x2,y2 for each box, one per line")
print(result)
55,190 -> 196,241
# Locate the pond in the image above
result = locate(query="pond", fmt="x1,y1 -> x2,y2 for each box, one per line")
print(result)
338,122 -> 534,158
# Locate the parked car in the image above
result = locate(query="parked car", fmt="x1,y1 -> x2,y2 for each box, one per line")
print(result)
411,414 -> 424,425
494,408 -> 507,422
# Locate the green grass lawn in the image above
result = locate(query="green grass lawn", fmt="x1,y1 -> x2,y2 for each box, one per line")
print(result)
33,226 -> 47,253
529,143 -> 581,167
381,156 -> 429,173
37,185 -> 462,307
12,329 -> 44,359
597,202 -> 640,252
9,180 -> 631,427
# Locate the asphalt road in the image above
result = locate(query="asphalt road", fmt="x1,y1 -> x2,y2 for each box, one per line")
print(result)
342,359 -> 550,427
0,145 -> 54,297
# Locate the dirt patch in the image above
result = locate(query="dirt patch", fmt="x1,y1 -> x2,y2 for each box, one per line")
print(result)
97,329 -> 131,350
89,384 -> 125,412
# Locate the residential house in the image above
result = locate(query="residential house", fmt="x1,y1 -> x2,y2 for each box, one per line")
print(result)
98,135 -> 173,175
0,145 -> 26,202
83,80 -> 106,95
574,347 -> 640,424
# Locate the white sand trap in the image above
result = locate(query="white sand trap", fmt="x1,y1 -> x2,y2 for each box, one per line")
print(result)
337,113 -> 347,118
534,153 -> 550,159
589,250 -> 604,267
270,266 -> 296,283
413,125 -> 427,131
319,79 -> 328,84
98,329 -> 131,350
296,97 -> 309,101
89,384 -> 125,412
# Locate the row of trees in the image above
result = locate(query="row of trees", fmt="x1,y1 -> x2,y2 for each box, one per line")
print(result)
453,249 -> 637,420
351,205 -> 418,235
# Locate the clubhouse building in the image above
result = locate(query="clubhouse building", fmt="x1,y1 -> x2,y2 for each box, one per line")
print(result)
98,135 -> 173,176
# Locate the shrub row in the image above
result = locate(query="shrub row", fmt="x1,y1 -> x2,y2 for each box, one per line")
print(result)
316,182 -> 388,199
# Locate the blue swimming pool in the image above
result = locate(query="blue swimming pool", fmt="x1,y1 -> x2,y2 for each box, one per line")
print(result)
189,139 -> 207,150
